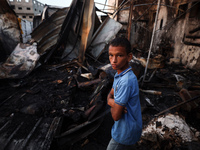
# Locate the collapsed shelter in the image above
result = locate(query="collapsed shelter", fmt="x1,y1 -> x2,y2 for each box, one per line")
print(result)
0,0 -> 200,149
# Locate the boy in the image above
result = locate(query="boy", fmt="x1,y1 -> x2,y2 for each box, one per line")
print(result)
107,37 -> 142,150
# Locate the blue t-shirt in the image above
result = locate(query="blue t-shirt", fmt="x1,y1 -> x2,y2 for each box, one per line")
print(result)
111,66 -> 142,145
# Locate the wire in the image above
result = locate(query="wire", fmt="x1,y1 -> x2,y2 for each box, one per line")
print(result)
112,0 -> 131,18
142,0 -> 161,86
103,0 -> 107,11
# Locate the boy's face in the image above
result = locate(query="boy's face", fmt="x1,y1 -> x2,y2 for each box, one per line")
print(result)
109,45 -> 132,74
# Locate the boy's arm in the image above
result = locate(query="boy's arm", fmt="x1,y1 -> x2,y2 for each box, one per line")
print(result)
107,88 -> 115,107
107,88 -> 124,121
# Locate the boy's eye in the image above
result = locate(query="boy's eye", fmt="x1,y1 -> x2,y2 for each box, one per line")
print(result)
109,54 -> 113,57
118,55 -> 123,57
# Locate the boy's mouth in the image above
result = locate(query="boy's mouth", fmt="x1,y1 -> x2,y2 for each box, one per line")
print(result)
111,65 -> 117,68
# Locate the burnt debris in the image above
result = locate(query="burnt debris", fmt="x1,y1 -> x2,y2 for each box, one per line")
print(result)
0,0 -> 200,150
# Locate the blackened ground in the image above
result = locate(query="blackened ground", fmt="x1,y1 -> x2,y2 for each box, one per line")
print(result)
0,63 -> 107,149
73,112 -> 113,150
49,111 -> 113,150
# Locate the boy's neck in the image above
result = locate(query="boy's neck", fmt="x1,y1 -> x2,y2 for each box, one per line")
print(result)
117,65 -> 130,74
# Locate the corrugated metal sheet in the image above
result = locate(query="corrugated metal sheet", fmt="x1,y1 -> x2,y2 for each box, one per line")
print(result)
31,7 -> 69,56
89,17 -> 122,59
31,0 -> 84,63
79,0 -> 95,63
0,117 -> 61,150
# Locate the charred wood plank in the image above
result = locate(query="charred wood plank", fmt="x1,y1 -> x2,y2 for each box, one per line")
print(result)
140,89 -> 162,95
0,120 -> 11,132
56,118 -> 104,147
144,83 -> 176,88
46,61 -> 77,71
0,83 -> 39,108
78,78 -> 101,88
185,35 -> 200,39
19,118 -> 42,150
40,117 -> 61,150
3,122 -> 24,150
183,41 -> 200,47
76,61 -> 90,72
89,79 -> 109,103
178,88 -> 198,108
0,92 -> 18,107
189,26 -> 200,34
155,95 -> 200,117
56,108 -> 110,138
189,85 -> 200,90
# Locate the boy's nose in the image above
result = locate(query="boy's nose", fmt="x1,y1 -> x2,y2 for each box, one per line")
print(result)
112,56 -> 117,63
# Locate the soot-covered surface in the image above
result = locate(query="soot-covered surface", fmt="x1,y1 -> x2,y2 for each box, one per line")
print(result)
0,62 -> 110,150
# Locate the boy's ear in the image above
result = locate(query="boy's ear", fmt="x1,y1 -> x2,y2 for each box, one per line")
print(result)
128,53 -> 133,61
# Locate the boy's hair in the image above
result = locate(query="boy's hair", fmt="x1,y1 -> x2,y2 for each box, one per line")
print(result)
109,37 -> 131,54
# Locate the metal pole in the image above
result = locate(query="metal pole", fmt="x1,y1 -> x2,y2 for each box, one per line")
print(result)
127,0 -> 134,40
142,0 -> 161,86
103,0 -> 107,11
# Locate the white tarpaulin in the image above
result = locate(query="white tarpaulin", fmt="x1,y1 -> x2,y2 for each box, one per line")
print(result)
141,113 -> 196,143
0,43 -> 39,79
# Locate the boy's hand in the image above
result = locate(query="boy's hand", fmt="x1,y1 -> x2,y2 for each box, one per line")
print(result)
107,88 -> 127,120
124,107 -> 127,113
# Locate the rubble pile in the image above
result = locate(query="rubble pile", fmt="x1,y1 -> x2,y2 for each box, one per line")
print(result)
135,61 -> 200,149
140,113 -> 199,149
0,59 -> 112,149
0,0 -> 200,149
0,0 -> 117,149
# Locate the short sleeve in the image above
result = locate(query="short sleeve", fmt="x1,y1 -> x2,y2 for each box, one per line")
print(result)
114,81 -> 131,106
